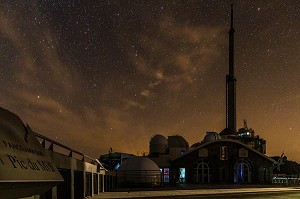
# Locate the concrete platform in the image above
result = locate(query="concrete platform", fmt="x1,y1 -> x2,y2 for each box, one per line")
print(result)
92,187 -> 300,198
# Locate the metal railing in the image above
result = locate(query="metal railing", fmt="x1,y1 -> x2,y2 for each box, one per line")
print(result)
272,175 -> 300,186
34,131 -> 95,163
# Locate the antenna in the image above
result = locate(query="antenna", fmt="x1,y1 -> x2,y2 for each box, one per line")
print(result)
231,4 -> 234,29
228,3 -> 236,133
243,119 -> 248,129
221,4 -> 237,136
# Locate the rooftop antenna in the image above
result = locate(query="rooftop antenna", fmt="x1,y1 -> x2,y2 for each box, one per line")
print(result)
229,3 -> 235,76
231,4 -> 234,29
243,119 -> 248,129
225,4 -> 237,134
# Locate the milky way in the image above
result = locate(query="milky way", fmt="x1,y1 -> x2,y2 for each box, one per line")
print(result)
0,1 -> 299,161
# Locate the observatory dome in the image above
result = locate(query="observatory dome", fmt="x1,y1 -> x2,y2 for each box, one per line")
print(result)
117,156 -> 161,187
149,134 -> 168,154
150,134 -> 168,145
203,132 -> 221,143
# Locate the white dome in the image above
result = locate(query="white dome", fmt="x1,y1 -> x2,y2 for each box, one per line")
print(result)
117,156 -> 161,187
150,134 -> 168,145
118,156 -> 160,171
149,134 -> 168,154
203,132 -> 221,143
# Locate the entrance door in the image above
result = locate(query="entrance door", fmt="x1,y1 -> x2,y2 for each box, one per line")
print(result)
94,173 -> 99,194
85,172 -> 92,197
234,159 -> 252,183
219,167 -> 227,183
57,169 -> 71,199
74,171 -> 84,199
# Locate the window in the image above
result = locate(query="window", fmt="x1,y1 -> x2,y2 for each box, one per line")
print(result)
259,166 -> 270,183
193,160 -> 211,183
198,148 -> 208,157
239,148 -> 248,157
163,168 -> 170,183
234,159 -> 252,183
179,168 -> 186,183
220,146 -> 228,160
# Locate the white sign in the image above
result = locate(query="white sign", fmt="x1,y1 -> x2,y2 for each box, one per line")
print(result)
0,107 -> 63,198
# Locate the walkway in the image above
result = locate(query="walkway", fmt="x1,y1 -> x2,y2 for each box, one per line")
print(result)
92,187 -> 300,198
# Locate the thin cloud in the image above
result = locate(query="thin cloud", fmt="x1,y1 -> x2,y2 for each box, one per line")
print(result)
149,80 -> 162,88
123,99 -> 146,110
133,16 -> 225,91
141,89 -> 151,97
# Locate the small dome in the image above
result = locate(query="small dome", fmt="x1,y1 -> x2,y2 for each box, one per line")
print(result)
203,132 -> 221,142
150,134 -> 168,145
117,156 -> 161,187
149,134 -> 168,154
190,142 -> 201,148
118,156 -> 160,171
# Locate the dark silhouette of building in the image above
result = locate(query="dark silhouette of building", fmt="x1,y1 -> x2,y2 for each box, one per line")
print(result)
99,150 -> 135,171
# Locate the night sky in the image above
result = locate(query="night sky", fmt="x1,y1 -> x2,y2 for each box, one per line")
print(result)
1,1 -> 299,161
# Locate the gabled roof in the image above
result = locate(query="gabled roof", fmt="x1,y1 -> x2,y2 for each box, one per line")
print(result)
172,139 -> 276,164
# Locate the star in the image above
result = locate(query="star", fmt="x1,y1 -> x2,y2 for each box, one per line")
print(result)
0,0 -> 299,162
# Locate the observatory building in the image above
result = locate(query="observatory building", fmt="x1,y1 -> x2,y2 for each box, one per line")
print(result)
145,5 -> 275,185
171,132 -> 274,184
148,135 -> 189,183
147,129 -> 274,184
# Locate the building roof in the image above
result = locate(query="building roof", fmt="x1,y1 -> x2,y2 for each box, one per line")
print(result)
150,134 -> 168,145
118,156 -> 160,171
203,132 -> 221,143
100,152 -> 134,159
172,139 -> 276,164
168,135 -> 188,148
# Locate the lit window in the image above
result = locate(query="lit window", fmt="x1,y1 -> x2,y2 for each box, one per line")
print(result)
179,168 -> 186,183
115,163 -> 120,170
163,168 -> 170,182
220,146 -> 228,160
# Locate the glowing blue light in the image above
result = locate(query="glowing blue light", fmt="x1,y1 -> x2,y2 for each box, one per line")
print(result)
115,163 -> 120,170
179,168 -> 186,183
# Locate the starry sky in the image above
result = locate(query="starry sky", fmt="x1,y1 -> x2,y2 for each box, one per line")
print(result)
0,1 -> 299,161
